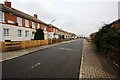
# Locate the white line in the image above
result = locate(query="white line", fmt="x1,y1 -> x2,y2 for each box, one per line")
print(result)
113,61 -> 119,68
53,47 -> 80,52
31,62 -> 40,69
79,39 -> 85,78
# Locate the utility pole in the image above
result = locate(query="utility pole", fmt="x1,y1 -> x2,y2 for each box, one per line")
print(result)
49,19 -> 55,44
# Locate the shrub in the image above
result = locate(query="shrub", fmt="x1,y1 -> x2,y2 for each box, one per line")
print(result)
34,29 -> 44,40
93,24 -> 120,66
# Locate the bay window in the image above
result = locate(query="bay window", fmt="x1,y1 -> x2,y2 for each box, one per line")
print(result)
3,28 -> 9,36
25,30 -> 29,37
18,29 -> 22,37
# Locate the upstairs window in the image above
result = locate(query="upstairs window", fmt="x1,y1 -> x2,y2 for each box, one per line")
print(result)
32,22 -> 35,28
44,25 -> 46,31
3,28 -> 9,36
25,19 -> 29,27
37,24 -> 40,29
0,11 -> 4,22
17,17 -> 22,26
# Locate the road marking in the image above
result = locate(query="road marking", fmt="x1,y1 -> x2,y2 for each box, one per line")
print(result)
53,47 -> 80,52
31,62 -> 40,69
113,61 -> 119,68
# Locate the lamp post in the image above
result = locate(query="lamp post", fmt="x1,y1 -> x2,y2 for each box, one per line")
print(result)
50,19 -> 55,44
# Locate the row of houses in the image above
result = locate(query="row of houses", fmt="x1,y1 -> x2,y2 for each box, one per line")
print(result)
0,1 -> 77,43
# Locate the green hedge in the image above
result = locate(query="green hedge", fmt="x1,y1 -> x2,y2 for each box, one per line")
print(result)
93,24 -> 120,66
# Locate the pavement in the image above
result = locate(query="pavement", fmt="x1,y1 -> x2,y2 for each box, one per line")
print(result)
1,40 -> 75,62
2,39 -> 83,79
79,39 -> 119,79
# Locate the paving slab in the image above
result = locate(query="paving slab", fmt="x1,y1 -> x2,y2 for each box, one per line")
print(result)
79,39 -> 119,79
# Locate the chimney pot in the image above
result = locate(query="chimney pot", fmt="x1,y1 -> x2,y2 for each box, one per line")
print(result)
4,0 -> 11,8
34,14 -> 38,19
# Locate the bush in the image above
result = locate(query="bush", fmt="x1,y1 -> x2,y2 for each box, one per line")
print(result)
34,29 -> 44,40
93,24 -> 120,66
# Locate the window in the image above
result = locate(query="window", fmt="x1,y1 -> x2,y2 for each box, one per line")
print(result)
32,22 -> 35,28
37,24 -> 40,29
25,31 -> 29,37
3,28 -> 9,36
25,19 -> 29,27
17,17 -> 22,26
0,11 -> 4,22
44,26 -> 46,31
18,29 -> 22,37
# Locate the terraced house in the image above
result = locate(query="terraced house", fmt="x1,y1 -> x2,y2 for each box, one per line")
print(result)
0,1 -> 49,42
0,1 -> 77,43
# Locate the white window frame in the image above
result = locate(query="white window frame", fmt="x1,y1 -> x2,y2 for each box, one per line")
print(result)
17,17 -> 22,26
0,11 -> 4,22
37,24 -> 40,29
44,25 -> 47,31
25,30 -> 29,37
18,29 -> 22,37
3,28 -> 9,36
25,19 -> 29,27
32,22 -> 35,28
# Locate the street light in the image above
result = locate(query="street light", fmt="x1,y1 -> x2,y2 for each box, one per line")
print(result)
50,19 -> 55,44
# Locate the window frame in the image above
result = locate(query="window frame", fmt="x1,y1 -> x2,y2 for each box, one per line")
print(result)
17,17 -> 22,26
32,22 -> 35,28
37,23 -> 40,29
44,25 -> 46,31
25,19 -> 29,27
3,28 -> 9,37
25,30 -> 29,37
18,29 -> 22,37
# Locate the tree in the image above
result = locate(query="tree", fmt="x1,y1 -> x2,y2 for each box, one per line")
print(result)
34,29 -> 44,40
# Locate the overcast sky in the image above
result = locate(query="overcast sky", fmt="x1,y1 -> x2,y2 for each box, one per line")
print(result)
0,0 -> 119,36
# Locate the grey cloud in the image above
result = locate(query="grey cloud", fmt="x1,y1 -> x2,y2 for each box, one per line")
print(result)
0,0 -> 118,36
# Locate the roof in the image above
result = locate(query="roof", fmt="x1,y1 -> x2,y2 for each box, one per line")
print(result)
0,4 -> 47,25
47,24 -> 59,30
111,18 -> 120,29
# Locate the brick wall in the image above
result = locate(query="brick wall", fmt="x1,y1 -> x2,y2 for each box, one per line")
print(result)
4,12 -> 17,24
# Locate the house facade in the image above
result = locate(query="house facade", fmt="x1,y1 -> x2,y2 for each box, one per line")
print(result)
0,1 -> 76,42
0,1 -> 49,42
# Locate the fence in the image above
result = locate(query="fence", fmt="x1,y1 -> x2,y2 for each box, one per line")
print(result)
0,40 -> 48,52
48,39 -> 63,44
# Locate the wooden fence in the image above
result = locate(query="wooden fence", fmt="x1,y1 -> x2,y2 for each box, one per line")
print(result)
0,40 -> 48,52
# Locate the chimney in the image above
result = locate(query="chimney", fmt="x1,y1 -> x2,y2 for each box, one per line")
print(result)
4,0 -> 11,8
34,14 -> 38,19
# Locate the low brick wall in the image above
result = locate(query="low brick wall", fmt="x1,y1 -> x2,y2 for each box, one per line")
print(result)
48,39 -> 63,44
21,40 -> 48,49
0,42 -> 2,51
1,40 -> 48,52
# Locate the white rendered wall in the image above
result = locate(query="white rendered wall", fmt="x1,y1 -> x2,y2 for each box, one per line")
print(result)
0,24 -> 36,42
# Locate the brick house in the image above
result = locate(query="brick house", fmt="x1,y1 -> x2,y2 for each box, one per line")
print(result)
0,1 -> 77,43
111,19 -> 120,29
0,1 -> 49,42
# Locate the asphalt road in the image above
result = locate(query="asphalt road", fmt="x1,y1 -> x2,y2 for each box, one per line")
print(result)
2,39 -> 83,79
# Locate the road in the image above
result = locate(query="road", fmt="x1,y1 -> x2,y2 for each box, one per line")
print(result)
2,39 -> 83,79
